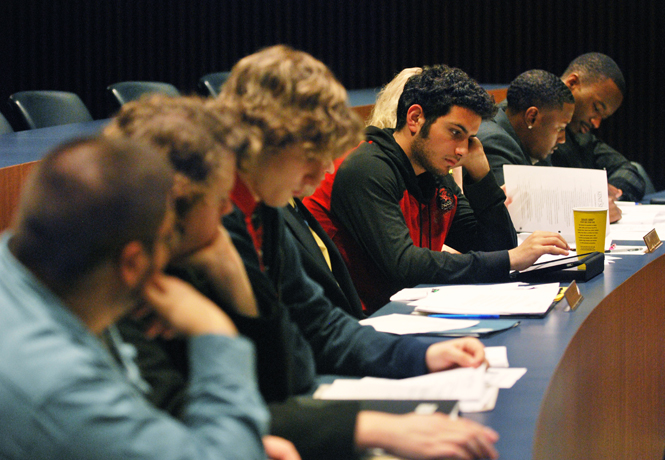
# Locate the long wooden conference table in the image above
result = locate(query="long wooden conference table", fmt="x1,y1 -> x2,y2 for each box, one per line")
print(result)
2,121 -> 664,459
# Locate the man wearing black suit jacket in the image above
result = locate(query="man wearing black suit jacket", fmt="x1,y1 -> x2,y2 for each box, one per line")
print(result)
284,197 -> 365,319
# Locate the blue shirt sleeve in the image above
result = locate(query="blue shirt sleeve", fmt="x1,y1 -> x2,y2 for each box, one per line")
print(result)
0,334 -> 269,460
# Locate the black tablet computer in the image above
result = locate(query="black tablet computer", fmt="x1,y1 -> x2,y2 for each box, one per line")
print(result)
510,252 -> 604,282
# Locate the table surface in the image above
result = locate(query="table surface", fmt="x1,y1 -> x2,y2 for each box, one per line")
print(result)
374,247 -> 664,459
0,120 -> 109,168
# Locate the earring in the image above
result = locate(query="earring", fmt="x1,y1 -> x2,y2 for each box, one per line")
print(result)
528,125 -> 533,129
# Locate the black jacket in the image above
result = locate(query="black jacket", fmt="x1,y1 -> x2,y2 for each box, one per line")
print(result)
284,198 -> 365,319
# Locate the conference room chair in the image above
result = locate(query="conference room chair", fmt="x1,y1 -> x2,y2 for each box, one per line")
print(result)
107,81 -> 181,108
197,71 -> 231,97
8,91 -> 94,130
0,112 -> 13,134
631,161 -> 656,196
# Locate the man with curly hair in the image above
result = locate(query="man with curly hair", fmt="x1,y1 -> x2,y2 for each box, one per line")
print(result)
477,69 -> 575,185
305,65 -> 570,313
211,46 -> 501,460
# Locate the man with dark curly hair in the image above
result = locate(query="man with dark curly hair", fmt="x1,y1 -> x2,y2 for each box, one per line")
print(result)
478,69 -> 575,185
551,53 -> 645,220
305,65 -> 569,313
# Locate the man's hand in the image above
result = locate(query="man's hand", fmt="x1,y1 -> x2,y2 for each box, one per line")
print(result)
508,231 -> 570,271
425,338 -> 486,373
608,198 -> 622,223
457,137 -> 490,182
356,411 -> 499,460
263,435 -> 301,460
143,273 -> 238,337
608,184 -> 623,200
175,225 -> 259,317
499,184 -> 513,207
441,244 -> 461,254
608,185 -> 623,223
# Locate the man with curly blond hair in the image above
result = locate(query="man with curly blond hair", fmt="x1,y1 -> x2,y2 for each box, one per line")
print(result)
209,45 -> 500,460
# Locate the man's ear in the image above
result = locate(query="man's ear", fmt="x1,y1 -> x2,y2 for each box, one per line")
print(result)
563,73 -> 580,91
405,104 -> 425,134
118,241 -> 151,289
525,106 -> 539,127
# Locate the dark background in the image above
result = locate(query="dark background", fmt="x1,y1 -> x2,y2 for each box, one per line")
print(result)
1,0 -> 663,188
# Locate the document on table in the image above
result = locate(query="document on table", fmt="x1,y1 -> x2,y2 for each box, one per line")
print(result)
359,314 -> 478,335
503,165 -> 609,242
609,202 -> 665,241
314,347 -> 526,413
404,282 -> 560,316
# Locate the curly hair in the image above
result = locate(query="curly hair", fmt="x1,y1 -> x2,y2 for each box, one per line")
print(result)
104,94 -> 255,218
562,52 -> 626,96
368,67 -> 422,128
395,64 -> 497,134
507,69 -> 574,112
211,45 -> 364,171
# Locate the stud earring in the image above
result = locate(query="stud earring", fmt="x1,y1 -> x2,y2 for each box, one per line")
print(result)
528,125 -> 533,129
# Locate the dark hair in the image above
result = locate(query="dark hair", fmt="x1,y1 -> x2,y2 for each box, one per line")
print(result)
395,64 -> 497,133
11,136 -> 174,292
507,69 -> 575,112
562,52 -> 626,96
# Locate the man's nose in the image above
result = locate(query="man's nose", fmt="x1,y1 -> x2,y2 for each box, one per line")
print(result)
456,142 -> 469,157
324,159 -> 335,175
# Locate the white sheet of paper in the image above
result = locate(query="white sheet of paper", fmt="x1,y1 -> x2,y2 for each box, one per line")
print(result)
484,346 -> 509,368
389,287 -> 433,302
316,366 -> 487,401
503,165 -> 609,242
359,314 -> 478,335
409,282 -> 560,316
459,386 -> 499,413
485,368 -> 527,388
609,203 -> 665,241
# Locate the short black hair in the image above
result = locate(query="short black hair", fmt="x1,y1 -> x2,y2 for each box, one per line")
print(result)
395,64 -> 497,132
562,52 -> 626,96
507,69 -> 575,112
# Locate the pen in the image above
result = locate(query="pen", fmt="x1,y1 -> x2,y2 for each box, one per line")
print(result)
604,248 -> 644,253
429,314 -> 500,319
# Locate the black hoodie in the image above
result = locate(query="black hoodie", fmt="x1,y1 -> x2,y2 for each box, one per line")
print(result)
305,126 -> 517,312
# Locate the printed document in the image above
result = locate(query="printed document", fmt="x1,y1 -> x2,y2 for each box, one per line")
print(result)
503,164 -> 609,241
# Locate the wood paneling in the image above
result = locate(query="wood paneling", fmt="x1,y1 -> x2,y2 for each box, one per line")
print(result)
0,162 -> 38,231
533,254 -> 665,459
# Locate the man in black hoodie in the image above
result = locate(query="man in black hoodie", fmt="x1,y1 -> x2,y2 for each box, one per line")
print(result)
305,65 -> 570,313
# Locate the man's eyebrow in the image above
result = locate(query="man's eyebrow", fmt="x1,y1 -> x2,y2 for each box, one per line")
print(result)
448,122 -> 469,134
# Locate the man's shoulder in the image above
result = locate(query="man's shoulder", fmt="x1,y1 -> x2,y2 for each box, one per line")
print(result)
0,296 -> 110,407
336,143 -> 403,187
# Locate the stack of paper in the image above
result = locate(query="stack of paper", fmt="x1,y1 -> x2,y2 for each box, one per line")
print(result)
403,282 -> 560,316
314,347 -> 526,413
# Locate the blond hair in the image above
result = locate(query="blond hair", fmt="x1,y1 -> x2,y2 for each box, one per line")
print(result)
211,45 -> 364,171
367,67 -> 422,128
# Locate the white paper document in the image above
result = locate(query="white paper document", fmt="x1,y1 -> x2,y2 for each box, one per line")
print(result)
485,346 -> 510,368
359,314 -> 478,335
315,349 -> 527,414
503,165 -> 609,242
408,282 -> 560,316
609,202 -> 665,241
